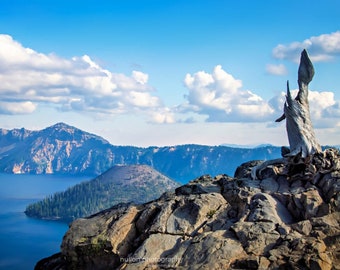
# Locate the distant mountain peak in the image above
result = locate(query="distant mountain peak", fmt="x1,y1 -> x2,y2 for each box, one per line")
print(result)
0,122 -> 112,174
41,122 -> 110,144
51,122 -> 75,130
44,122 -> 83,133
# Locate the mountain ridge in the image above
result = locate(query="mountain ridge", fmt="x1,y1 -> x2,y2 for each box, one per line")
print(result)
0,122 -> 286,182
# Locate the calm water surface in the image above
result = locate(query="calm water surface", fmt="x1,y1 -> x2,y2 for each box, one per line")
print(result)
0,173 -> 92,270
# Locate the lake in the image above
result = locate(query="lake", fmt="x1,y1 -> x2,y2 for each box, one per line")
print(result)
0,173 -> 92,270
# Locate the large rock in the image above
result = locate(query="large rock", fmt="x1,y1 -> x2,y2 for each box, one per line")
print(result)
36,148 -> 340,269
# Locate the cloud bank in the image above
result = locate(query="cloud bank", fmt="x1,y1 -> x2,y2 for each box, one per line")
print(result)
272,31 -> 340,62
180,65 -> 340,128
1,33 -> 340,129
0,34 -> 174,123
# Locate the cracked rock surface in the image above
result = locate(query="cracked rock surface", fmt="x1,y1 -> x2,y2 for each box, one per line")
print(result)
36,148 -> 340,270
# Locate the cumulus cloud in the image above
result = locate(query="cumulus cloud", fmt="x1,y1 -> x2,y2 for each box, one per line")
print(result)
3,34 -> 340,129
0,34 -> 169,121
148,107 -> 175,124
272,31 -> 340,62
299,90 -> 339,128
181,65 -> 275,122
266,64 -> 288,75
268,88 -> 340,128
0,101 -> 37,114
180,65 -> 340,127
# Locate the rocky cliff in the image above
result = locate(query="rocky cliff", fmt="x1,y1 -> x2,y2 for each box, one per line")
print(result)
36,148 -> 340,270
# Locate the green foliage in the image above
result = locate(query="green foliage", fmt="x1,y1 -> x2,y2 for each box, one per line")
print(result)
25,174 -> 172,222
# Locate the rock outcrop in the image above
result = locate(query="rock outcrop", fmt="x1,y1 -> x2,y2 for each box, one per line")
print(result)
36,148 -> 340,270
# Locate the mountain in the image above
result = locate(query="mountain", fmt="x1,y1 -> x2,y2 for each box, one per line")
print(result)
220,143 -> 274,148
0,122 -> 114,175
36,148 -> 340,269
146,144 -> 282,182
0,122 -> 283,182
25,164 -> 179,221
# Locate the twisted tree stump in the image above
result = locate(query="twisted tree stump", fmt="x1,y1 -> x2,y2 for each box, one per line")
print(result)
276,49 -> 321,158
251,50 -> 322,179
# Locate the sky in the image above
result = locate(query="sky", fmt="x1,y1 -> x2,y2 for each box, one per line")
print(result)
1,0 -> 340,147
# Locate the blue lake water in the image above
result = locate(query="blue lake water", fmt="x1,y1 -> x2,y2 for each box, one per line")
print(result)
0,173 -> 92,270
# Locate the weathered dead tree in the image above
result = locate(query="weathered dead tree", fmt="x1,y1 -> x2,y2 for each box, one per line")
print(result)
276,49 -> 321,158
252,49 -> 322,179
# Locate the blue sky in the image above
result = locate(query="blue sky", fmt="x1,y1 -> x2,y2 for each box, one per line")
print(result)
1,0 -> 340,147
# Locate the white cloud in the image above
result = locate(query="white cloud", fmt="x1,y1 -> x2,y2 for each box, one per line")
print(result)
306,90 -> 339,128
269,88 -> 340,128
272,31 -> 340,62
0,34 -> 170,122
132,71 -> 148,85
181,64 -> 340,128
0,101 -> 37,114
126,91 -> 160,108
149,108 -> 175,124
182,65 -> 275,122
3,33 -> 340,131
266,64 -> 288,75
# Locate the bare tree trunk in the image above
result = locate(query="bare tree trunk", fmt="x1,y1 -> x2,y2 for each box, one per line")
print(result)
276,49 -> 321,157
